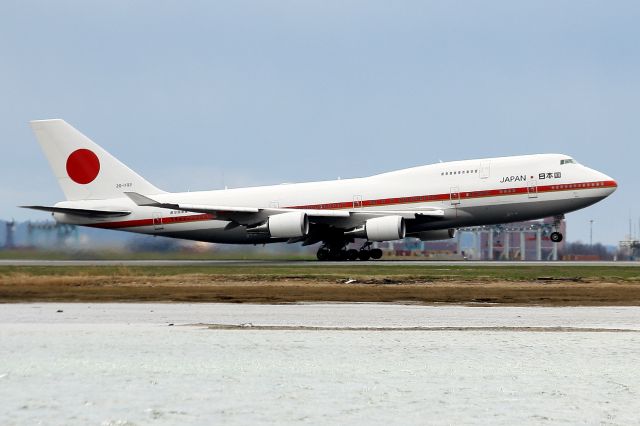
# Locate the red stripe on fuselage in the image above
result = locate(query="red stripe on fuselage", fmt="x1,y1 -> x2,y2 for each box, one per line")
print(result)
289,180 -> 617,210
87,213 -> 214,229
85,180 -> 617,229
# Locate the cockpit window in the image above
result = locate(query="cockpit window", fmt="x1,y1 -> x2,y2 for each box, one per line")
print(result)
560,158 -> 577,165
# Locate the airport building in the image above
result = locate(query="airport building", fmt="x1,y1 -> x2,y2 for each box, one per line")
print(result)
381,217 -> 566,261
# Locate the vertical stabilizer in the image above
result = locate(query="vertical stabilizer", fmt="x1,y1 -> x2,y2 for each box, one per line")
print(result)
30,119 -> 164,201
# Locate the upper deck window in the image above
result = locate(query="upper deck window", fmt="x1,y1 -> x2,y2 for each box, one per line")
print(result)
560,158 -> 577,165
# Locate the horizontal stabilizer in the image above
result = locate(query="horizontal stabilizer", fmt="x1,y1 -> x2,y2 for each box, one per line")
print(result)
123,192 -> 161,207
21,205 -> 132,218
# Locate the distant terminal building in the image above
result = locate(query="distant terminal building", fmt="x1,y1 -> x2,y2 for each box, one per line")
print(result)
1,220 -> 79,249
4,220 -> 16,248
380,217 -> 566,261
619,240 -> 640,261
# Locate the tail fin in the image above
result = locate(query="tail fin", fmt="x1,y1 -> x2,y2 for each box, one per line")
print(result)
30,119 -> 164,201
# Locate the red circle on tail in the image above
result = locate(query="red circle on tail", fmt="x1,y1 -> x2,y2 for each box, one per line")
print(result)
66,149 -> 100,184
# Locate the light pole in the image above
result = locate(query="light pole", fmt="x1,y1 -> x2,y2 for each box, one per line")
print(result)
589,220 -> 594,247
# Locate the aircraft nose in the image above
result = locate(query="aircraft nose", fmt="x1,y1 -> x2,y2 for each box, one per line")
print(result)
595,170 -> 617,196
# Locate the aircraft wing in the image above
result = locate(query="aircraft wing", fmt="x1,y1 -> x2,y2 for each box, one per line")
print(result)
21,205 -> 132,218
124,192 -> 350,225
124,192 -> 444,226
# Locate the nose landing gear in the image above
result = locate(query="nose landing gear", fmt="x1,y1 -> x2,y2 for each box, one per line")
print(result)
550,215 -> 564,243
550,232 -> 563,243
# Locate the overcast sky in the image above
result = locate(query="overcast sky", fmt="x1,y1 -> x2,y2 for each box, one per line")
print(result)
1,1 -> 638,244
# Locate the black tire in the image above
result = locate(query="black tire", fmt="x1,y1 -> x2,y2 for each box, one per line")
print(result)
370,248 -> 383,260
337,250 -> 350,261
550,232 -> 563,243
328,251 -> 340,261
347,249 -> 359,261
316,248 -> 329,261
358,250 -> 371,261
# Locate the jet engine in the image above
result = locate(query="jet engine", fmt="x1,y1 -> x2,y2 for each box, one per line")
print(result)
346,215 -> 406,241
247,211 -> 309,238
416,229 -> 456,241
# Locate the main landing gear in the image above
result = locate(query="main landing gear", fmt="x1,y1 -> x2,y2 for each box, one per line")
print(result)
316,241 -> 383,261
357,241 -> 383,261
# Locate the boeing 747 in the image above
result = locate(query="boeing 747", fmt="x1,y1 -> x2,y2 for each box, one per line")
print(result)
23,120 -> 617,260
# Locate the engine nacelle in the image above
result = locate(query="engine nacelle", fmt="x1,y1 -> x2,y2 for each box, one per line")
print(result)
367,216 -> 406,241
346,215 -> 406,241
416,229 -> 456,241
247,211 -> 309,238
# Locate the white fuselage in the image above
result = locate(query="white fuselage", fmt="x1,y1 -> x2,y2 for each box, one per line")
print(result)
53,154 -> 617,244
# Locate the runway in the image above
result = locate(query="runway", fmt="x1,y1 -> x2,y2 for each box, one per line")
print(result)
1,259 -> 638,267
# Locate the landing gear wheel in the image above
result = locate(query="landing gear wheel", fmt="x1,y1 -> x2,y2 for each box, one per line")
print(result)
550,232 -> 563,243
317,247 -> 330,261
346,249 -> 359,261
329,250 -> 345,261
370,248 -> 383,260
358,251 -> 371,261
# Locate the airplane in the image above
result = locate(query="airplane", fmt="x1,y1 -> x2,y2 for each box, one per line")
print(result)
23,119 -> 617,261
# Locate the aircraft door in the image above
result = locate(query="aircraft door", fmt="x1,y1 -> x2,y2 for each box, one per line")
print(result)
353,195 -> 363,209
479,160 -> 491,179
527,180 -> 538,198
152,212 -> 164,230
450,186 -> 461,206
